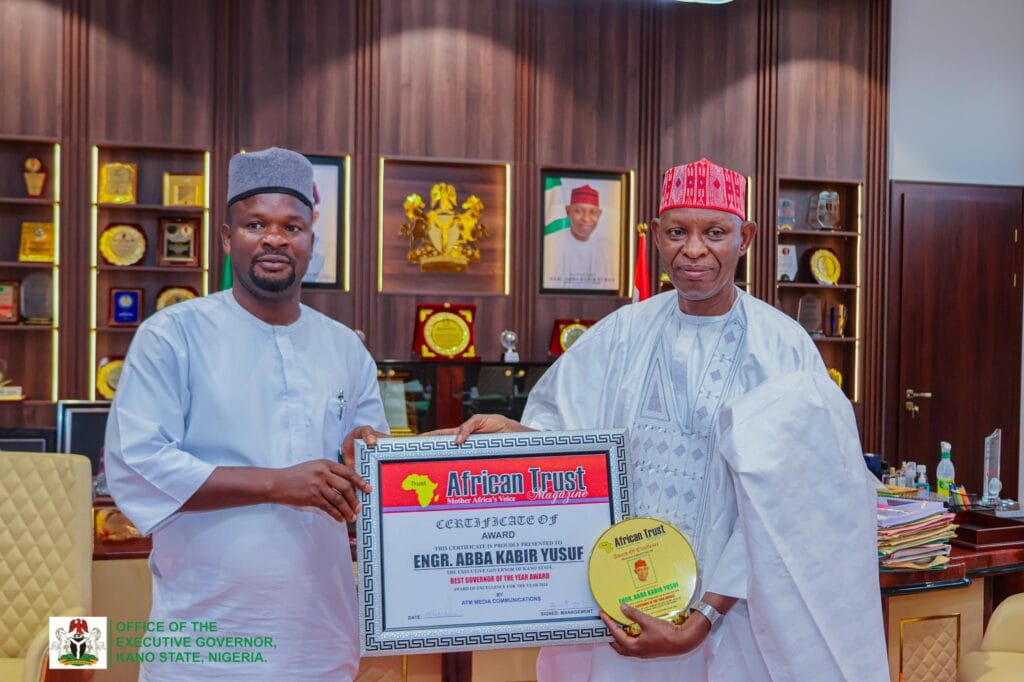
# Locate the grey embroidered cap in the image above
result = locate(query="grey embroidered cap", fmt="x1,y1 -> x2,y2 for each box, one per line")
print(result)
226,147 -> 314,208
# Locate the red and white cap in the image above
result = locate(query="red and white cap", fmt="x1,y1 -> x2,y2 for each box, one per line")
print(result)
659,158 -> 746,220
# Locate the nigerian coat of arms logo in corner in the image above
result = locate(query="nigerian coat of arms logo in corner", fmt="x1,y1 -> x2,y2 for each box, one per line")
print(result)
49,616 -> 108,669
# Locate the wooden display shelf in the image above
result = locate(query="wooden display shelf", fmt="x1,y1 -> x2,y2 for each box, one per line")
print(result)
95,203 -> 205,213
812,336 -> 857,344
777,229 -> 859,238
0,260 -> 55,269
97,264 -> 204,274
96,326 -> 139,333
0,324 -> 53,331
0,197 -> 55,206
777,282 -> 858,290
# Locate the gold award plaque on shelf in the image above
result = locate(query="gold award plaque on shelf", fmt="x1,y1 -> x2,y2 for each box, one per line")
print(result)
588,517 -> 698,629
0,282 -> 19,323
97,357 -> 125,399
163,173 -> 204,207
23,157 -> 47,197
809,248 -> 841,285
412,303 -> 478,361
98,162 -> 138,204
99,224 -> 147,266
18,222 -> 55,263
156,286 -> 198,311
548,318 -> 595,357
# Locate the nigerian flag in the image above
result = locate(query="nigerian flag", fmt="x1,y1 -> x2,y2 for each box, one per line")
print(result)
544,176 -> 570,236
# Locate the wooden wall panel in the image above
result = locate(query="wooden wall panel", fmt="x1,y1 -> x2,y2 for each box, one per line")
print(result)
236,0 -> 357,155
374,0 -> 517,362
379,0 -> 516,160
776,0 -> 870,180
88,0 -> 215,146
534,0 -> 640,169
0,0 -> 62,137
529,0 -> 641,360
235,0 -> 359,325
657,1 -> 760,179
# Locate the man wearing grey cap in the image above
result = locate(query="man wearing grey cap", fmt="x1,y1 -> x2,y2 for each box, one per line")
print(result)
105,147 -> 388,681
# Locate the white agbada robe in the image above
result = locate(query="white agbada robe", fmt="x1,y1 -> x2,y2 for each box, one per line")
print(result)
543,228 -> 617,290
522,288 -> 888,681
105,290 -> 388,682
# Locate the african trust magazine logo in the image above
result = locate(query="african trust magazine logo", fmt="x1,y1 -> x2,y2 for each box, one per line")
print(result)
49,616 -> 108,669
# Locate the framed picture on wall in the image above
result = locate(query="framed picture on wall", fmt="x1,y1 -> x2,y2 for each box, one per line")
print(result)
302,155 -> 349,289
378,157 -> 510,296
540,169 -> 631,296
56,400 -> 112,476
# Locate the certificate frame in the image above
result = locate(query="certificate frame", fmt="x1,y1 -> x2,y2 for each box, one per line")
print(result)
357,429 -> 631,655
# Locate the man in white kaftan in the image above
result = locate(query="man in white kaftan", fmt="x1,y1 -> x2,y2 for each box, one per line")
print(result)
441,159 -> 888,680
106,148 -> 388,681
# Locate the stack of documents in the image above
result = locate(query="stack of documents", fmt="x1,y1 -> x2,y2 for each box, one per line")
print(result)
877,497 -> 956,570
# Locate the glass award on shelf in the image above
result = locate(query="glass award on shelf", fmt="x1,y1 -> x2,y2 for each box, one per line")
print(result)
807,191 -> 840,230
500,329 -> 519,363
20,272 -> 52,324
797,294 -> 823,335
776,197 -> 796,231
23,157 -> 47,197
589,518 -> 698,634
981,429 -> 1002,506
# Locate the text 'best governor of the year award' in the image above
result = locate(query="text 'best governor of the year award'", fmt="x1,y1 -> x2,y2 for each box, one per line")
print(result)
356,430 -> 631,655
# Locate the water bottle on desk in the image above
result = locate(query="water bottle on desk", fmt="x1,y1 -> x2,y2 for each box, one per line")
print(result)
936,441 -> 955,500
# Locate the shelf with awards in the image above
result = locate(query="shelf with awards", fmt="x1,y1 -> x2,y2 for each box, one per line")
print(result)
89,143 -> 211,400
775,178 -> 863,402
0,136 -> 60,403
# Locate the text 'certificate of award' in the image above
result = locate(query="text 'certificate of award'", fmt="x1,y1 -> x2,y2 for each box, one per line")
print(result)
356,430 -> 631,655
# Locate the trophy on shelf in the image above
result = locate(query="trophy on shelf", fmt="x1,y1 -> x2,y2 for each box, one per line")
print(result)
807,191 -> 840,230
776,197 -> 796,231
0,281 -> 19,324
826,304 -> 848,337
0,360 -> 23,401
981,429 -> 1003,506
20,272 -> 52,324
500,330 -> 519,363
23,157 -> 47,197
797,294 -> 823,336
777,244 -> 798,282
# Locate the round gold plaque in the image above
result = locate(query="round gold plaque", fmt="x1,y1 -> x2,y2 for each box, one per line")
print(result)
423,311 -> 471,357
97,357 -> 125,399
99,224 -> 147,266
809,248 -> 841,285
588,517 -> 698,627
559,323 -> 589,352
156,286 -> 198,311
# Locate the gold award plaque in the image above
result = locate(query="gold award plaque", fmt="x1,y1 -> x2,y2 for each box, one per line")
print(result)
99,224 -> 147,266
423,311 -> 471,357
588,517 -> 698,628
809,249 -> 841,285
98,162 -> 138,204
559,323 -> 589,352
163,173 -> 204,207
156,286 -> 198,311
18,222 -> 55,263
97,357 -> 125,399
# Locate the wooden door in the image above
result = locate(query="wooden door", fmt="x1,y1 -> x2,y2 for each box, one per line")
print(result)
888,183 -> 1023,498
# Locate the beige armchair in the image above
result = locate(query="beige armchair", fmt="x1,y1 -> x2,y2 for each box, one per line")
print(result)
960,593 -> 1024,682
0,451 -> 93,682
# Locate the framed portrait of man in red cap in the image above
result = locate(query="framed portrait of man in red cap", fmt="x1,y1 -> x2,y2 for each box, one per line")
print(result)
540,169 -> 629,295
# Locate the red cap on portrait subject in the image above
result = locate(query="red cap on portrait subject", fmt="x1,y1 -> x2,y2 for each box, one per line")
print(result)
569,184 -> 600,207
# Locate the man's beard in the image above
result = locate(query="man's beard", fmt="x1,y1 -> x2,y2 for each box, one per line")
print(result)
249,259 -> 296,292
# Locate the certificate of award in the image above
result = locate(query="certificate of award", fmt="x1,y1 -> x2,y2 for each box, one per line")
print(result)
357,430 -> 631,655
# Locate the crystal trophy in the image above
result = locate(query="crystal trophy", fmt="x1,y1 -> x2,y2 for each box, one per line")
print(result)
807,191 -> 840,230
981,428 -> 1002,506
500,329 -> 519,363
